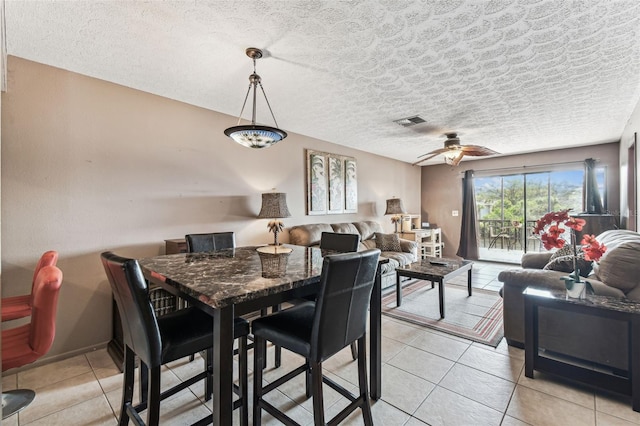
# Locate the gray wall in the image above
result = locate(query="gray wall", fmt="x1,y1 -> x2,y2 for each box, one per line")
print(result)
619,98 -> 640,231
420,143 -> 621,258
1,57 -> 421,360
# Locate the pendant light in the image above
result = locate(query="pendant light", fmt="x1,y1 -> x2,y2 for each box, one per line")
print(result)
224,47 -> 287,148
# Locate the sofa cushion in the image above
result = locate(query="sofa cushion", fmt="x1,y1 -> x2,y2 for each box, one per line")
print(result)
288,223 -> 334,246
377,251 -> 416,275
593,241 -> 640,294
521,252 -> 553,269
330,223 -> 360,235
381,251 -> 415,269
596,229 -> 640,249
543,244 -> 593,277
592,230 -> 640,294
353,221 -> 383,241
374,233 -> 402,252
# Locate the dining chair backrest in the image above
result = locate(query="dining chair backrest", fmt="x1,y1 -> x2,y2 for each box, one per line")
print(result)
28,265 -> 63,361
101,251 -> 162,368
185,232 -> 235,253
2,265 -> 63,371
32,251 -> 59,292
311,249 -> 380,362
319,232 -> 360,252
2,250 -> 59,323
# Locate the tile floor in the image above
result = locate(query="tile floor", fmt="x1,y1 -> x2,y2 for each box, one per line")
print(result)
3,262 -> 640,425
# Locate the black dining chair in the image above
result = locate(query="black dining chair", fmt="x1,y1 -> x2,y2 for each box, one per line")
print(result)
185,232 -> 282,369
319,231 -> 360,252
185,231 -> 235,253
184,232 -> 237,362
319,232 -> 360,360
101,251 -> 249,426
252,249 -> 381,426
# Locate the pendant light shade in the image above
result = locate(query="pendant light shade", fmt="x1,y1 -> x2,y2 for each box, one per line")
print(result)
224,48 -> 287,148
224,125 -> 287,148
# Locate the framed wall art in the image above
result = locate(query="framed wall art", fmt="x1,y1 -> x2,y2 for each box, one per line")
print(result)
306,149 -> 357,215
307,150 -> 328,215
344,158 -> 358,213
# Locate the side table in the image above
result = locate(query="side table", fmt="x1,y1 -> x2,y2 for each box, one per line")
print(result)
165,238 -> 187,254
524,286 -> 640,412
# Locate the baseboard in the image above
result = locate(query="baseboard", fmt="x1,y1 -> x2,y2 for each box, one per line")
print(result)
1,341 -> 111,376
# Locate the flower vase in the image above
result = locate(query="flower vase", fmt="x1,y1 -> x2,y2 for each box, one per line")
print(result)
566,281 -> 586,299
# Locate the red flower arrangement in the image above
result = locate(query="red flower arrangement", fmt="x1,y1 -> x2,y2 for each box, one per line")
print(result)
533,209 -> 607,295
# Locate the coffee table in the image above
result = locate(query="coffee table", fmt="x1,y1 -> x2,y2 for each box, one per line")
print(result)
395,257 -> 473,319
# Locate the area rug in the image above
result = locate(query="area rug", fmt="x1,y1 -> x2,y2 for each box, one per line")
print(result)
382,280 -> 504,347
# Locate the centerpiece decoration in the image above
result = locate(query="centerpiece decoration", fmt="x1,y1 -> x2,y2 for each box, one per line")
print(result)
533,209 -> 607,299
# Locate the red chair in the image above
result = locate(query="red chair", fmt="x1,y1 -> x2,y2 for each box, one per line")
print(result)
1,265 -> 63,419
2,250 -> 58,322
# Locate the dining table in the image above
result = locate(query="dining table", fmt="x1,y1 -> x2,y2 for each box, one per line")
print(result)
138,244 -> 385,426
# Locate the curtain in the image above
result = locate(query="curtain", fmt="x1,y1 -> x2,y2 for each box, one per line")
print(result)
456,170 -> 479,260
584,158 -> 604,214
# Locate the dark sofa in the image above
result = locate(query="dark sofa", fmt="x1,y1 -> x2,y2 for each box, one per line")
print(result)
498,229 -> 640,371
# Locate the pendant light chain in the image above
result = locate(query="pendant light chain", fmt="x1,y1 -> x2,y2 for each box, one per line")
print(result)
258,82 -> 280,129
224,47 -> 287,148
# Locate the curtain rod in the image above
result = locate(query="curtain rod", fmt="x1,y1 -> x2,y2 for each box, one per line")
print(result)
464,159 -> 596,175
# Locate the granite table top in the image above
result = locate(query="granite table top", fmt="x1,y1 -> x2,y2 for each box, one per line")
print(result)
524,286 -> 640,314
396,257 -> 473,278
138,245 -> 324,310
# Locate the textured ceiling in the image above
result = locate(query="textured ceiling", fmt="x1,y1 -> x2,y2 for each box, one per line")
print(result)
5,0 -> 640,164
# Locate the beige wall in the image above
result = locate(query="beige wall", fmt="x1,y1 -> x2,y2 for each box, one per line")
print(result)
420,143 -> 621,258
1,57 -> 421,360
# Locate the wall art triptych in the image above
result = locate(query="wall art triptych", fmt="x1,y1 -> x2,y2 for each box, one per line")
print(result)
306,149 -> 357,215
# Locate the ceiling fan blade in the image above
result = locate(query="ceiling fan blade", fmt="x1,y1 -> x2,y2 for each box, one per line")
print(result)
459,145 -> 500,156
451,151 -> 465,166
412,152 -> 442,166
416,147 -> 449,159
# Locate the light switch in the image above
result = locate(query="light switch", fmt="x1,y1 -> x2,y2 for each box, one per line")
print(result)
452,210 -> 459,217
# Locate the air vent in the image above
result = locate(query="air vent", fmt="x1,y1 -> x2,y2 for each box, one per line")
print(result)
393,115 -> 426,127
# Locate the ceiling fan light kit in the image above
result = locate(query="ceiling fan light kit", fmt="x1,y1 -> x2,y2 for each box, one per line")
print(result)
413,132 -> 499,166
224,47 -> 287,148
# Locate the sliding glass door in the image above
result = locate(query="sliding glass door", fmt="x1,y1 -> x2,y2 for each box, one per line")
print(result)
475,168 -> 603,262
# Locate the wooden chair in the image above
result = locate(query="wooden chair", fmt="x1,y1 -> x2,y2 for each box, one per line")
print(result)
421,228 -> 443,258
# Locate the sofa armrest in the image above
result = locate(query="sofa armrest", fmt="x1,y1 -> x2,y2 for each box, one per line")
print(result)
499,268 -> 567,289
399,238 -> 418,261
521,252 -> 553,269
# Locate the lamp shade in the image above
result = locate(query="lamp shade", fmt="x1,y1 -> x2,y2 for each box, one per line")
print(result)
384,198 -> 406,215
224,125 -> 287,149
258,193 -> 291,218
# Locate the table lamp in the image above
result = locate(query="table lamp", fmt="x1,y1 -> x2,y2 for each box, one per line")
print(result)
385,198 -> 406,233
258,192 -> 291,246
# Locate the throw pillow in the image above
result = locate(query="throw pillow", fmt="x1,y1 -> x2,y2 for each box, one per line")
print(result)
543,244 -> 593,277
374,232 -> 402,252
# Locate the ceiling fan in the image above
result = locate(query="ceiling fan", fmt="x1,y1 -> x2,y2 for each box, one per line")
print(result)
412,133 -> 499,166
